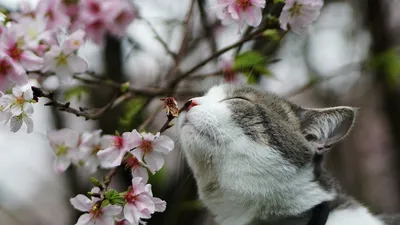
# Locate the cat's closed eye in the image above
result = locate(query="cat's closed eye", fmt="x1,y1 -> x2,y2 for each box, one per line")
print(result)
221,96 -> 252,103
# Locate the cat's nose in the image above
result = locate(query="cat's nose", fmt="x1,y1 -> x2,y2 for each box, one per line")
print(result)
185,99 -> 199,111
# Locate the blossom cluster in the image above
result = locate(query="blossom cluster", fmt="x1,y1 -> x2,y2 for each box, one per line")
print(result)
0,0 -> 136,89
0,86 -> 35,133
215,0 -> 324,34
70,178 -> 166,225
47,128 -> 174,178
48,128 -> 173,224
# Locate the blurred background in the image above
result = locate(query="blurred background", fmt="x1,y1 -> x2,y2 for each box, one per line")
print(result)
1,0 -> 400,224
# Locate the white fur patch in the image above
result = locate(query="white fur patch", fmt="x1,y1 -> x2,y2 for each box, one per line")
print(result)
326,207 -> 384,225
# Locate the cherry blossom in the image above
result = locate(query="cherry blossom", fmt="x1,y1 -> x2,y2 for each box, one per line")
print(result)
47,128 -> 80,172
130,130 -> 174,173
42,31 -> 88,81
216,0 -> 266,31
71,187 -> 122,225
36,0 -> 71,30
0,53 -> 28,86
123,177 -> 166,225
123,154 -> 149,183
63,29 -> 86,53
0,86 -> 35,133
279,0 -> 324,34
104,0 -> 136,37
0,27 -> 44,72
14,17 -> 55,49
80,129 -> 112,173
97,132 -> 136,168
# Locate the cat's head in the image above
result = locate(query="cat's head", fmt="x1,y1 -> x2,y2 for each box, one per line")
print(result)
178,83 -> 356,175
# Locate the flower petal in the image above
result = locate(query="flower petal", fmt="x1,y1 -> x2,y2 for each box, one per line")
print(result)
10,104 -> 22,115
132,166 -> 149,184
67,55 -> 88,73
23,102 -> 34,115
152,197 -> 166,212
144,152 -> 164,173
103,205 -> 122,216
54,156 -> 71,172
20,51 -> 43,71
10,116 -> 22,132
97,147 -> 124,168
75,213 -> 92,225
124,204 -> 140,224
12,86 -> 23,97
22,115 -> 33,133
70,194 -> 93,212
153,135 -> 174,153
243,6 -> 262,27
135,194 -> 155,213
23,88 -> 33,100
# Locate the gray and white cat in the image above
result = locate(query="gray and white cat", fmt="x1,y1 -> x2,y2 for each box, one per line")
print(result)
178,84 -> 399,225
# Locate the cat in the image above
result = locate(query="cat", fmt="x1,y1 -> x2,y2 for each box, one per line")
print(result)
177,83 -> 400,225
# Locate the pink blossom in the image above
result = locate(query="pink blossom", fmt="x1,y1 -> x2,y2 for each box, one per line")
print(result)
14,17 -> 55,49
216,0 -> 266,31
63,29 -> 86,54
47,128 -> 80,172
104,0 -> 136,37
0,86 -> 35,133
70,188 -> 122,225
123,154 -> 149,183
0,27 -> 44,71
123,177 -> 165,224
130,130 -> 175,173
0,53 -> 28,86
279,0 -> 324,34
42,42 -> 88,81
36,0 -> 71,30
97,132 -> 135,168
80,129 -> 112,173
80,0 -> 108,44
9,1 -> 36,22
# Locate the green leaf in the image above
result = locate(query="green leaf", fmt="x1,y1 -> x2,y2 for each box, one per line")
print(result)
64,86 -> 89,101
273,0 -> 285,4
101,199 -> 110,207
233,51 -> 266,70
90,177 -> 102,187
105,189 -> 119,200
120,82 -> 130,93
370,48 -> 400,88
233,51 -> 273,79
119,97 -> 146,129
263,29 -> 280,41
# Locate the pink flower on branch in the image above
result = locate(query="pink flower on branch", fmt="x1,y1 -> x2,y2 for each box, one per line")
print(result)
80,129 -> 112,173
0,27 -> 44,72
36,0 -> 71,30
123,154 -> 150,183
70,188 -> 122,225
47,128 -> 80,172
279,0 -> 324,34
0,54 -> 28,87
97,132 -> 136,168
216,0 -> 266,32
42,30 -> 88,81
123,177 -> 166,225
130,130 -> 175,173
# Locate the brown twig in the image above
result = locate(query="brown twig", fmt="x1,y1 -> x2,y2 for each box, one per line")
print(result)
31,86 -> 119,120
159,100 -> 192,133
167,27 -> 267,88
143,18 -> 178,60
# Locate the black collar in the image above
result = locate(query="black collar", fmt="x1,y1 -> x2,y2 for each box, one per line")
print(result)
306,201 -> 330,225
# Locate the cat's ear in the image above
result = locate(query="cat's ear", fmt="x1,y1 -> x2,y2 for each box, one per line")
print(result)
297,106 -> 358,154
